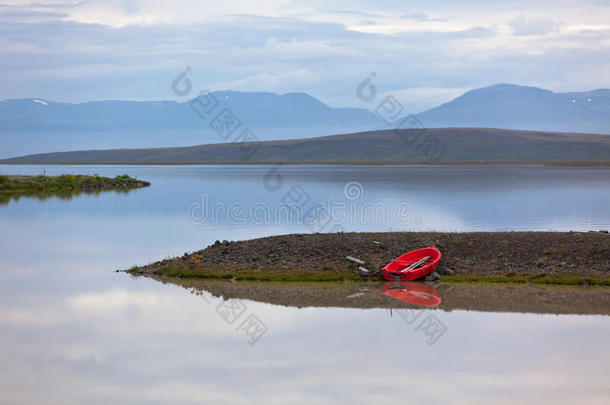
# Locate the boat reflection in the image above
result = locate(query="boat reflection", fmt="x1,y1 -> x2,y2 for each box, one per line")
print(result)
381,281 -> 442,307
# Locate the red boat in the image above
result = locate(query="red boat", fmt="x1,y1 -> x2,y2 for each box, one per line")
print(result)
381,247 -> 442,281
382,281 -> 442,307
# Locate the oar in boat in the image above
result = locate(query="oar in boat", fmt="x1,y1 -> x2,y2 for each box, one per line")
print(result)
401,256 -> 431,272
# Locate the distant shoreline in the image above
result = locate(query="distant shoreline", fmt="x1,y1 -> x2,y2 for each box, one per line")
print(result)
2,160 -> 610,166
2,128 -> 610,164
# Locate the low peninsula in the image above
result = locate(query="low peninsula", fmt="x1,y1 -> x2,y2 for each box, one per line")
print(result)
127,231 -> 610,286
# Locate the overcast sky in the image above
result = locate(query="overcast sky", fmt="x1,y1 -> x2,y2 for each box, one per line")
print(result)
1,0 -> 609,112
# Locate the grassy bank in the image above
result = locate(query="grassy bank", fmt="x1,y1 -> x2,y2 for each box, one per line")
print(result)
149,266 -> 365,282
440,275 -> 609,286
0,174 -> 150,204
127,231 -> 610,286
141,267 -> 610,285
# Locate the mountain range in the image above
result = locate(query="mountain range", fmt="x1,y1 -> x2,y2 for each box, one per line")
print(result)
1,84 -> 609,159
419,84 -> 610,133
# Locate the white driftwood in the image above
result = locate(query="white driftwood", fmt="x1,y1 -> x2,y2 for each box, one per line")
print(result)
346,256 -> 365,265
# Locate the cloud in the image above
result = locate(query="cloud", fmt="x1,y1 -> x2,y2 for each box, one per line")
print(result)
510,15 -> 559,36
328,9 -> 383,18
0,0 -> 608,110
209,69 -> 322,93
400,13 -> 446,22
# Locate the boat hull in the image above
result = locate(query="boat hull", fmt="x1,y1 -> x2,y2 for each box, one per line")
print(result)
381,247 -> 442,281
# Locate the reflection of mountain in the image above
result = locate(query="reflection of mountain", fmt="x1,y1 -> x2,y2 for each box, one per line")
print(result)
148,277 -> 610,315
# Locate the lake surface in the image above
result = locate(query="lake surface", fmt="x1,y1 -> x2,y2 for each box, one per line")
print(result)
0,164 -> 609,404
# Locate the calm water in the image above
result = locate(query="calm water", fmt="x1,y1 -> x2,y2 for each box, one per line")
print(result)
0,164 -> 609,404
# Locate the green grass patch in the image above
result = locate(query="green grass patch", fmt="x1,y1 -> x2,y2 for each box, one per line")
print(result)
0,174 -> 149,204
0,174 -> 147,194
442,275 -> 610,286
131,265 -> 610,286
147,266 -> 364,282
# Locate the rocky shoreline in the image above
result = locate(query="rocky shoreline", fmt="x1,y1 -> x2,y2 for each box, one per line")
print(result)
127,231 -> 610,285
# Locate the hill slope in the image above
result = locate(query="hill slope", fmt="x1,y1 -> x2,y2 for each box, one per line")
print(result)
0,91 -> 380,158
3,128 -> 610,163
418,84 -> 610,133
0,92 -> 378,132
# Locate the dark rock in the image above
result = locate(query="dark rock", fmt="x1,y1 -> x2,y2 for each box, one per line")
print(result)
439,267 -> 455,275
599,230 -> 609,234
425,271 -> 440,281
534,257 -> 546,267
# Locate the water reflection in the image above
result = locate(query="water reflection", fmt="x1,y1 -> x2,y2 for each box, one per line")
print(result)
0,164 -> 609,403
382,281 -> 442,307
0,188 -> 138,206
2,278 -> 608,404
2,164 -> 610,231
150,277 -> 610,315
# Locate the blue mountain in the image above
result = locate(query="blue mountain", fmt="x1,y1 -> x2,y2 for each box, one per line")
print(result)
1,85 -> 608,158
418,84 -> 610,133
